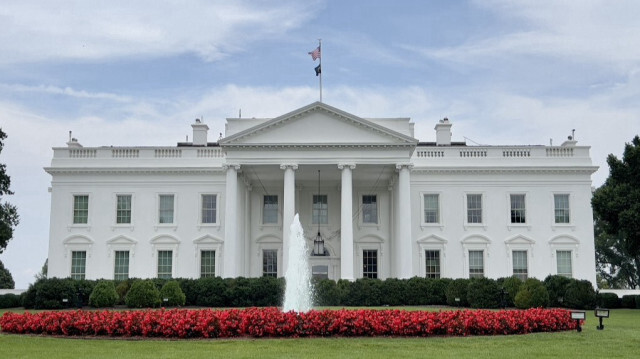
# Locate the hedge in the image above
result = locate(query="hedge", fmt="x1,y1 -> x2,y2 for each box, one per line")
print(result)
0,293 -> 22,309
89,281 -> 119,308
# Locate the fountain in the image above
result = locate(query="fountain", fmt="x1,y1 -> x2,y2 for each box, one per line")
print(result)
282,214 -> 313,312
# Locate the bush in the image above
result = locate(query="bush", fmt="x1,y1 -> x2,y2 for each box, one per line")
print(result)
501,276 -> 523,307
344,278 -> 382,306
74,279 -> 97,307
597,292 -> 620,309
115,280 -> 131,305
224,277 -> 253,307
379,278 -> 407,306
192,277 -> 226,307
621,295 -> 640,309
446,278 -> 470,307
125,280 -> 161,308
313,279 -> 340,306
159,280 -> 186,307
23,278 -> 77,309
515,278 -> 549,309
563,280 -> 596,309
176,278 -> 198,306
467,278 -> 500,309
249,277 -> 284,307
0,293 -> 22,308
89,281 -> 119,308
544,275 -> 572,307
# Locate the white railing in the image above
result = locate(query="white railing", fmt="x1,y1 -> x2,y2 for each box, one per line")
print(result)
413,145 -> 588,161
155,149 -> 182,158
69,149 -> 97,158
112,149 -> 139,158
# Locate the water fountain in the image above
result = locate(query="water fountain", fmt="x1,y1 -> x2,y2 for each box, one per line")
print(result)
282,214 -> 313,312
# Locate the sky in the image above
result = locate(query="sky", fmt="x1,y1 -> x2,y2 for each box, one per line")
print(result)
1,0 -> 639,289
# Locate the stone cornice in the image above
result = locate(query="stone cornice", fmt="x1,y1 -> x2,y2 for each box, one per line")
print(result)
411,166 -> 598,175
44,167 -> 224,175
220,143 -> 416,150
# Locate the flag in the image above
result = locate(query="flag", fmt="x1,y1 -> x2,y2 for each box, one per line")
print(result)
315,64 -> 321,76
308,46 -> 321,61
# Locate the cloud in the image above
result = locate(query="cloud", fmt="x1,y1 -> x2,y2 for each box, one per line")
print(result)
0,0 -> 320,65
0,83 -> 132,102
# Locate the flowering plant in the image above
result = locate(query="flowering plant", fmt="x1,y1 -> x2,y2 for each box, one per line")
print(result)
0,307 -> 578,338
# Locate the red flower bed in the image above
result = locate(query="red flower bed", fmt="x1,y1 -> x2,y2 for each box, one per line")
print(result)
0,308 -> 578,338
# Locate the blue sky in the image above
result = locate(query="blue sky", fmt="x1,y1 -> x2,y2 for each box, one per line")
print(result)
1,0 -> 639,289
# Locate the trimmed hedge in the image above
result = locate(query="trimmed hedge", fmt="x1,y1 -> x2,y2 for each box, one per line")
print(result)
89,281 -> 119,308
0,293 -> 22,308
621,295 -> 640,309
126,280 -> 161,308
598,293 -> 620,309
159,280 -> 186,307
467,278 -> 501,309
446,278 -> 470,307
563,280 -> 596,309
515,278 -> 549,309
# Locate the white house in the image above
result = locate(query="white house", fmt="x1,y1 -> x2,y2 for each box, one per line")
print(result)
45,102 -> 598,284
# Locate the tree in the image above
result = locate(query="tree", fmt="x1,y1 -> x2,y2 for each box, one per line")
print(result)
592,135 -> 640,289
0,259 -> 15,289
35,258 -> 48,280
0,128 -> 19,253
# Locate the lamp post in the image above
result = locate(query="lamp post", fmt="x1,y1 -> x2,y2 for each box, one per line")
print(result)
312,170 -> 325,256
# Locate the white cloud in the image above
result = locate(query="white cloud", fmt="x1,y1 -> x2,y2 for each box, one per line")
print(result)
0,0 -> 320,65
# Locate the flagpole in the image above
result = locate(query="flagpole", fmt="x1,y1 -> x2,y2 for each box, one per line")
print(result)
318,38 -> 322,103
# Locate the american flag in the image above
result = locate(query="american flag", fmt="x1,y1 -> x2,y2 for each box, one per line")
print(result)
308,46 -> 321,61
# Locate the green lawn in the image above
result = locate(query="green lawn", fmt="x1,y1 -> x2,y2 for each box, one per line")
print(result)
1,308 -> 638,358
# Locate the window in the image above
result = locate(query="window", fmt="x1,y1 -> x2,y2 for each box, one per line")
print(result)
312,265 -> 329,280
468,250 -> 484,278
467,194 -> 482,224
512,250 -> 528,281
200,250 -> 216,278
557,250 -> 572,278
201,194 -> 217,224
71,251 -> 86,280
423,194 -> 440,223
159,195 -> 174,224
425,250 -> 441,279
262,249 -> 278,277
312,194 -> 328,224
263,195 -> 278,224
114,251 -> 130,280
157,250 -> 173,279
554,194 -> 570,224
116,195 -> 132,224
510,194 -> 526,223
362,250 -> 378,279
73,195 -> 89,224
362,195 -> 378,224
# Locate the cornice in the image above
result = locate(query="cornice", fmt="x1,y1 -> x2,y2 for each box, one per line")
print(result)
411,166 -> 599,175
220,143 -> 417,150
44,167 -> 224,175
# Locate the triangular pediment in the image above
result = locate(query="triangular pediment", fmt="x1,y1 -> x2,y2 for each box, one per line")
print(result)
220,102 -> 417,148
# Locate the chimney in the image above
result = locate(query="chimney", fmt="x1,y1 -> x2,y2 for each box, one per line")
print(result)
66,131 -> 83,148
191,119 -> 209,146
435,118 -> 452,146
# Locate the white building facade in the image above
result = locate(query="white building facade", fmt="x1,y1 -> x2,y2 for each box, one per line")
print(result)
45,102 -> 598,284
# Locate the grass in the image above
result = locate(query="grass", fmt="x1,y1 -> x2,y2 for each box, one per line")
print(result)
1,308 -> 639,358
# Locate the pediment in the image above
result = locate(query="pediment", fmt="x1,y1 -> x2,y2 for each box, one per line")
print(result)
417,234 -> 448,244
193,234 -> 223,244
220,102 -> 417,148
63,235 -> 94,245
549,235 -> 580,245
504,235 -> 535,245
461,234 -> 491,244
107,235 -> 137,245
150,235 -> 181,245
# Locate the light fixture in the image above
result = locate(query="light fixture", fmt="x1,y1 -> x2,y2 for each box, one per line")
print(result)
313,169 -> 325,256
570,311 -> 586,332
594,308 -> 610,330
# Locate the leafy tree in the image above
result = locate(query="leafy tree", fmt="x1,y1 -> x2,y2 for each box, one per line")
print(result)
35,258 -> 48,280
592,135 -> 640,289
0,259 -> 14,289
0,128 -> 19,254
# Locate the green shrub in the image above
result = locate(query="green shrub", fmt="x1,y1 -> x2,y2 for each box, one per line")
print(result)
115,280 -> 131,305
249,277 -> 284,306
125,280 -> 161,308
224,277 -> 253,307
515,278 -> 549,309
176,278 -> 198,306
379,278 -> 407,306
544,275 -> 572,307
405,277 -> 430,305
563,280 -> 596,309
192,277 -> 226,307
73,279 -> 97,307
159,280 -> 186,307
621,295 -> 640,309
446,278 -> 470,307
89,280 -> 119,308
26,278 -> 77,309
467,278 -> 500,309
0,293 -> 22,308
427,278 -> 451,305
597,292 -> 620,309
313,279 -> 340,306
501,276 -> 523,307
344,278 -> 382,306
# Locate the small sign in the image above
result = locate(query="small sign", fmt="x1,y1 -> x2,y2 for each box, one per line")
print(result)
571,311 -> 586,320
595,309 -> 610,318
62,298 -> 68,303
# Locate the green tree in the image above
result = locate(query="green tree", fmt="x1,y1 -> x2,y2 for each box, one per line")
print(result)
0,259 -> 14,289
35,258 -> 48,280
592,135 -> 640,289
0,128 -> 19,253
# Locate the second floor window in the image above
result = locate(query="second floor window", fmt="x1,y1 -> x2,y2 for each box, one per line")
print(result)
73,195 -> 89,224
510,194 -> 526,223
467,194 -> 482,223
554,194 -> 570,224
159,195 -> 174,224
362,195 -> 378,224
263,195 -> 278,224
116,195 -> 132,224
423,194 -> 440,223
201,194 -> 217,224
312,195 -> 328,224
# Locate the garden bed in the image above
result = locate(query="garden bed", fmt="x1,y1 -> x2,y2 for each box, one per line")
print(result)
0,307 -> 577,339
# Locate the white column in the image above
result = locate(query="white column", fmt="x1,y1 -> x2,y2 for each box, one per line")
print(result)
243,180 -> 252,277
396,163 -> 413,279
281,164 -> 298,275
339,163 -> 355,280
223,164 -> 240,278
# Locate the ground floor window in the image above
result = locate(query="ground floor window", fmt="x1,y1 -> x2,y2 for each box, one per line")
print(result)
312,265 -> 329,280
71,251 -> 86,280
157,250 -> 173,279
263,249 -> 278,277
468,250 -> 484,278
114,250 -> 129,280
362,249 -> 378,279
556,250 -> 572,278
200,250 -> 216,278
425,250 -> 441,279
512,250 -> 528,281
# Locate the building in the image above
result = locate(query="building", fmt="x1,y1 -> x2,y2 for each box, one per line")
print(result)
45,102 -> 598,284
